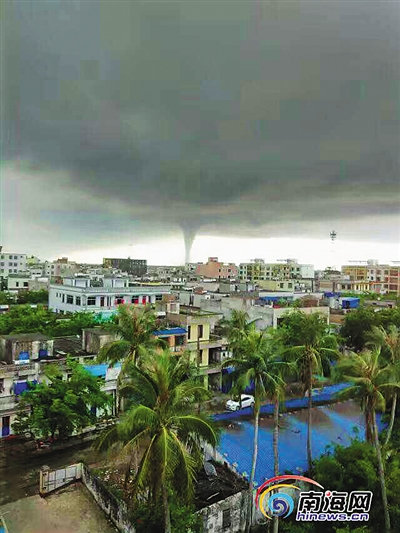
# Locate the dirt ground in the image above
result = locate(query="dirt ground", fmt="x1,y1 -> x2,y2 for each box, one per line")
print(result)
0,482 -> 117,533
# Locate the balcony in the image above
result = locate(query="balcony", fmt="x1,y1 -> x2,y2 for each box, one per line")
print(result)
0,362 -> 37,376
0,395 -> 18,412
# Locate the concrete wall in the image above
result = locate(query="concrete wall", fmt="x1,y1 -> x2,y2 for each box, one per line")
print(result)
197,490 -> 249,533
82,329 -> 118,353
82,464 -> 136,533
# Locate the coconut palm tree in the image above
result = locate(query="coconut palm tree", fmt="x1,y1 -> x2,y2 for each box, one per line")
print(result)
220,309 -> 252,357
97,304 -> 161,369
223,328 -> 288,533
95,349 -> 218,533
277,311 -> 338,474
367,324 -> 400,445
336,348 -> 400,533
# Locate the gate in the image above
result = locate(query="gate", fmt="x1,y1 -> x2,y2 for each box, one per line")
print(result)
39,463 -> 82,495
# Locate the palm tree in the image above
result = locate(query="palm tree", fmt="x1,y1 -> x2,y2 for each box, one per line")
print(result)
367,325 -> 400,445
95,349 -> 218,533
97,304 -> 160,368
336,348 -> 399,533
278,311 -> 338,474
223,328 -> 288,533
220,309 -> 252,357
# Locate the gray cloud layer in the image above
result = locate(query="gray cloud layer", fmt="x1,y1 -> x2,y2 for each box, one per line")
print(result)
2,0 -> 400,257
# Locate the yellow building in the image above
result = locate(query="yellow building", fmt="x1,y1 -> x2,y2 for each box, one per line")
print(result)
166,305 -> 226,388
257,279 -> 295,291
341,265 -> 368,281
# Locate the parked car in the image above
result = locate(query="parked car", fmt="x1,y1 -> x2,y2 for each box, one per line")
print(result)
226,394 -> 255,411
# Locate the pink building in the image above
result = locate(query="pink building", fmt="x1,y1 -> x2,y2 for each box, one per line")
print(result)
195,257 -> 238,280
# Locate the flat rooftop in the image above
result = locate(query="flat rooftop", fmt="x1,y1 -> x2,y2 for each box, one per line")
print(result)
0,484 -> 115,533
0,333 -> 50,341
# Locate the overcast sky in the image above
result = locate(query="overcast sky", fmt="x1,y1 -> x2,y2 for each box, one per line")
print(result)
2,1 -> 399,266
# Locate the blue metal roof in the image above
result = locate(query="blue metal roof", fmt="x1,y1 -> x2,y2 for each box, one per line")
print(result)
341,297 -> 360,301
153,327 -> 187,336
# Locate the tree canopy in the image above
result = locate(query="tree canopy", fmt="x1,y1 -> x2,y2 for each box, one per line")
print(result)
13,358 -> 112,439
341,307 -> 400,351
0,305 -> 103,336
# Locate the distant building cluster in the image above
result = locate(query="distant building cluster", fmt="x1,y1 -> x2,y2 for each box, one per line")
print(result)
0,246 -> 399,439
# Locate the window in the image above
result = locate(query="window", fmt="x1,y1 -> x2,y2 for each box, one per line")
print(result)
15,282 -> 19,287
76,296 -> 81,306
62,294 -> 65,303
187,325 -> 191,340
198,324 -> 204,339
155,294 -> 163,301
23,282 -> 28,287
87,296 -> 96,306
222,509 -> 231,529
132,296 -> 139,304
100,296 -> 105,307
66,295 -> 73,304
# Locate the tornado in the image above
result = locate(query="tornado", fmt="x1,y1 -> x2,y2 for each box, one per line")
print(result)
182,226 -> 197,264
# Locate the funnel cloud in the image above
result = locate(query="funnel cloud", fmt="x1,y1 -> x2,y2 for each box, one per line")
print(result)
2,1 -> 400,260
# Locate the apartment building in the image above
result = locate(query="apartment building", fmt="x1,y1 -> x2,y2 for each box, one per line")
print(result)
0,333 -> 120,438
103,257 -> 147,277
0,251 -> 27,277
49,276 -> 171,314
6,273 -> 31,292
44,257 -> 80,279
195,257 -> 238,280
341,262 -> 400,295
165,304 -> 229,390
239,259 -> 314,283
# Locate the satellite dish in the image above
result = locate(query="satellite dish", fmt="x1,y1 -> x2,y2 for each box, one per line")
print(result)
204,461 -> 217,478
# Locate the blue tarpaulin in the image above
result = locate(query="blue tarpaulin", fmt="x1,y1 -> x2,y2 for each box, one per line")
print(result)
18,351 -> 29,361
214,383 -> 352,421
84,364 -> 108,377
153,327 -> 187,336
84,362 -> 121,378
341,297 -> 360,309
14,380 -> 37,395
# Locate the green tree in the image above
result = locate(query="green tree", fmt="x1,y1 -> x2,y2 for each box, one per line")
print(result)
223,328 -> 288,533
278,311 -> 338,474
336,349 -> 400,532
48,311 -> 100,336
341,307 -> 400,352
0,305 -> 56,335
95,350 -> 218,533
0,305 -> 102,336
367,325 -> 400,445
17,289 -> 48,304
13,358 -> 111,440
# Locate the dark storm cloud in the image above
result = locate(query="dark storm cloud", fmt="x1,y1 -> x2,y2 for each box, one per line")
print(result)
2,0 -> 399,255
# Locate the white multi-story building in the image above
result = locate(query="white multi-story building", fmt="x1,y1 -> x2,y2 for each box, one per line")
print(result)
0,251 -> 27,277
44,258 -> 80,279
49,277 -> 171,314
6,274 -> 31,292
